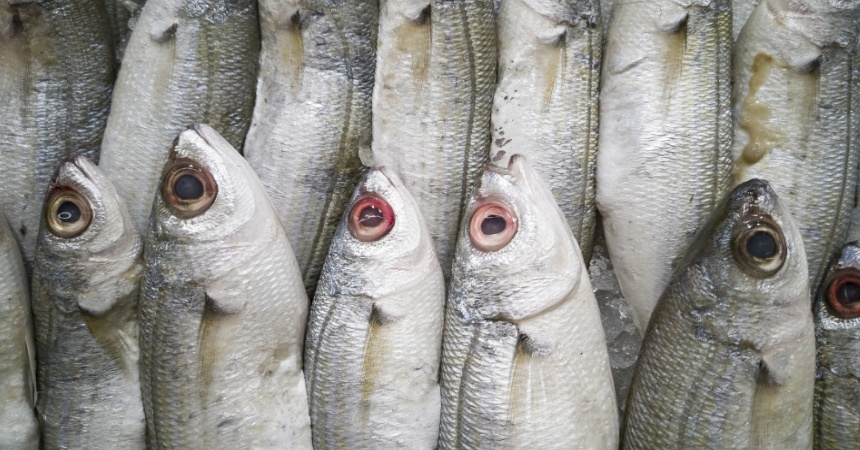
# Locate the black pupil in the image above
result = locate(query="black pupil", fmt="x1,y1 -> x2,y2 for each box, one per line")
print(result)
836,281 -> 860,306
57,201 -> 80,223
174,174 -> 204,200
746,231 -> 777,259
481,215 -> 507,235
358,205 -> 384,228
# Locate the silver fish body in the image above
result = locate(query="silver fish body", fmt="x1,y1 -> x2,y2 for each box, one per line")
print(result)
104,0 -> 147,63
439,156 -> 618,449
100,0 -> 260,232
244,0 -> 377,297
305,168 -> 445,448
31,157 -> 145,449
623,179 -> 815,449
491,0 -> 601,261
139,124 -> 312,449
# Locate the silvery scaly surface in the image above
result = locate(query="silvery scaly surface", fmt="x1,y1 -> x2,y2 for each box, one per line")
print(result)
0,0 -> 116,269
31,157 -> 145,449
0,213 -> 38,449
623,179 -> 815,449
244,0 -> 376,297
813,242 -> 860,449
99,0 -> 259,233
491,0 -> 601,262
733,0 -> 760,40
439,156 -> 618,449
732,0 -> 860,297
139,125 -> 312,449
304,168 -> 445,448
366,0 -> 496,280
597,0 -> 733,332
104,0 -> 147,63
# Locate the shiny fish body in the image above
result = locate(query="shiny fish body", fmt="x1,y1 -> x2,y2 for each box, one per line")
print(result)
100,0 -> 259,232
439,156 -> 618,449
367,0 -> 496,280
813,242 -> 860,450
244,0 -> 377,297
491,0 -> 601,261
104,0 -> 147,63
732,0 -> 759,40
597,0 -> 733,332
0,214 -> 38,449
732,0 -> 860,295
0,0 -> 116,268
623,179 -> 815,449
139,125 -> 312,449
305,168 -> 445,448
32,157 -> 145,449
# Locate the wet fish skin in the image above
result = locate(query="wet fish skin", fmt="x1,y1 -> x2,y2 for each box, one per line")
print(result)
439,156 -> 618,449
100,0 -> 260,232
491,0 -> 601,261
623,179 -> 815,449
0,0 -> 116,269
813,242 -> 860,450
244,0 -> 377,297
305,168 -> 445,449
31,157 -> 145,449
104,0 -> 147,63
139,125 -> 312,449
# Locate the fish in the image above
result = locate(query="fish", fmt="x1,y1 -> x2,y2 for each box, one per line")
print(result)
491,0 -> 601,261
0,213 -> 39,449
366,0 -> 497,280
813,241 -> 860,450
304,167 -> 445,448
0,0 -> 116,269
732,0 -> 860,297
138,124 -> 312,449
99,0 -> 260,233
596,0 -> 733,332
733,0 -> 760,40
104,0 -> 147,63
244,0 -> 377,297
31,157 -> 145,449
622,179 -> 815,449
439,156 -> 619,449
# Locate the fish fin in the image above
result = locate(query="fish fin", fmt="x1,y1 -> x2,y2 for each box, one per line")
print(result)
24,316 -> 36,407
197,293 -> 243,403
756,351 -> 788,387
368,303 -> 398,326
151,22 -> 177,44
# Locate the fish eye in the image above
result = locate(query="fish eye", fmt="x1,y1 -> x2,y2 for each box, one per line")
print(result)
161,159 -> 217,219
469,200 -> 517,252
45,189 -> 93,238
825,269 -> 860,319
348,194 -> 394,242
733,216 -> 786,277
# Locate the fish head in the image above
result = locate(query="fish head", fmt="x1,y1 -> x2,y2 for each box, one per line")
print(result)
815,242 -> 860,325
451,155 -> 583,324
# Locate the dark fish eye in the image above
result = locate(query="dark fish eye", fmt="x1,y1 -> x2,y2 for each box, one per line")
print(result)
733,216 -> 786,278
45,190 -> 92,238
349,194 -> 394,242
825,270 -> 860,319
836,282 -> 860,306
481,215 -> 507,235
174,174 -> 204,200
469,200 -> 517,252
746,231 -> 776,259
161,159 -> 218,219
358,205 -> 385,228
57,201 -> 81,223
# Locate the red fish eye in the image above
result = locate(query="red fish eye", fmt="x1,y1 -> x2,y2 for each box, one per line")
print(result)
348,194 -> 394,242
469,201 -> 517,252
826,270 -> 860,319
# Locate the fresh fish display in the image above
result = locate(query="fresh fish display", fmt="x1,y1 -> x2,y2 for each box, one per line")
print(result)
99,0 -> 260,232
491,0 -> 601,261
367,0 -> 497,279
814,242 -> 860,450
0,214 -> 38,449
104,0 -> 147,63
31,157 -> 144,449
623,179 -> 815,449
139,125 -> 312,449
0,0 -> 116,268
440,156 -> 618,449
597,0 -> 733,333
244,0 -> 377,297
305,168 -> 445,448
732,0 -> 860,296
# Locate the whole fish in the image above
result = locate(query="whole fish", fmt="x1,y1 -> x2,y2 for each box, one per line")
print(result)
814,242 -> 860,450
0,213 -> 38,449
139,124 -> 312,449
304,168 -> 445,448
104,0 -> 147,63
244,0 -> 377,297
491,0 -> 601,261
732,0 -> 860,296
439,156 -> 618,449
623,179 -> 815,449
0,0 -> 116,268
99,0 -> 260,232
597,0 -> 733,332
367,0 -> 496,280
31,157 -> 145,449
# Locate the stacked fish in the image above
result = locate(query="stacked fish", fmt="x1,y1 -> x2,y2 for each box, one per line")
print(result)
0,0 -> 858,448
